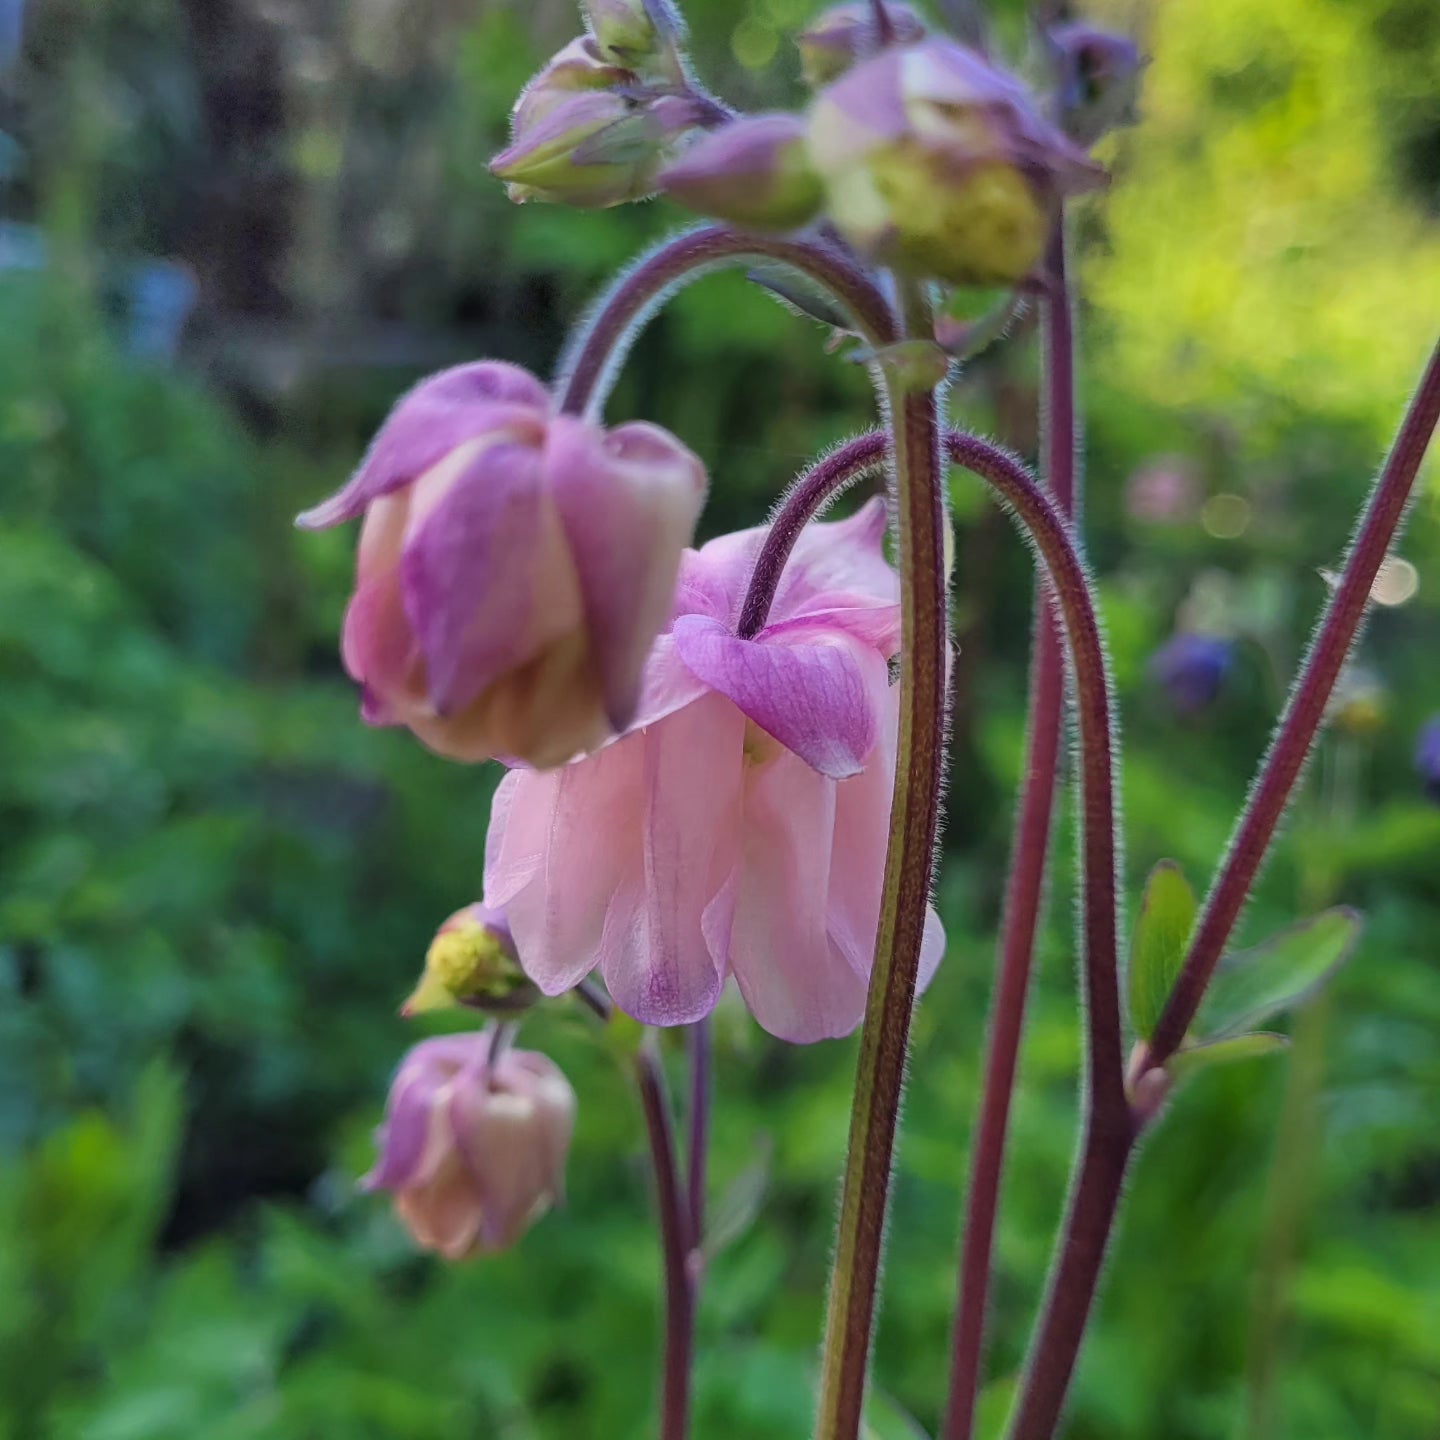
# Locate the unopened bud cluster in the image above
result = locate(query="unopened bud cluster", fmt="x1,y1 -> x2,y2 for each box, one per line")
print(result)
490,1 -> 1138,290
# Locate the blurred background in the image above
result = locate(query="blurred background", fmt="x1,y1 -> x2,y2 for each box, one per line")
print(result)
1,0 -> 1438,1436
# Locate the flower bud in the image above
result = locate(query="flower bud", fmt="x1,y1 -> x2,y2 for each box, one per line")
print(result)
796,3 -> 927,88
510,36 -> 633,133
659,113 -> 824,231
807,38 -> 1104,286
364,1035 -> 576,1259
1047,23 -> 1143,147
1415,717 -> 1440,805
582,0 -> 684,79
1150,632 -> 1234,715
297,361 -> 707,767
492,89 -> 699,208
403,904 -> 537,1017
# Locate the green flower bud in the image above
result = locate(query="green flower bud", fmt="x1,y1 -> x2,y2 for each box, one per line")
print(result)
582,0 -> 685,81
492,90 -> 699,208
402,904 -> 538,1016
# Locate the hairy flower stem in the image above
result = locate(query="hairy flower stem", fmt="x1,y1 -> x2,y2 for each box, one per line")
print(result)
940,431 -> 1128,1440
557,226 -> 898,419
944,228 -> 1077,1440
1146,336 -> 1440,1069
816,280 -> 949,1440
737,433 -> 890,639
687,1020 -> 710,1250
636,1041 -> 697,1440
572,985 -> 697,1440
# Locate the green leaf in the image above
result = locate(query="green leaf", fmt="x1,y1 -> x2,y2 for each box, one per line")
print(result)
1168,1032 -> 1290,1077
703,1137 -> 772,1262
1128,861 -> 1199,1038
1201,907 -> 1362,1039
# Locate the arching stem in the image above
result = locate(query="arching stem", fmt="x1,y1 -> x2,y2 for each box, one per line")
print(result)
557,225 -> 897,419
737,433 -> 890,639
944,225 -> 1077,1440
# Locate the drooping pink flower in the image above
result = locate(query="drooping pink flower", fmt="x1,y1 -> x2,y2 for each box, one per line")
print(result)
297,362 -> 707,768
483,498 -> 945,1043
363,1033 -> 576,1259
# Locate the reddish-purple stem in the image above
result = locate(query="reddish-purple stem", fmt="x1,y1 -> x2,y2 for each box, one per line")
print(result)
1147,337 -> 1440,1067
636,1043 -> 696,1440
943,229 -> 1077,1440
1008,338 -> 1440,1440
557,226 -> 897,419
737,433 -> 890,639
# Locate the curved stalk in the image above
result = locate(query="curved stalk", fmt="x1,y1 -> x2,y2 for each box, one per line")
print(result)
557,225 -> 898,419
737,432 -> 890,639
1146,337 -> 1440,1067
816,282 -> 950,1440
943,430 -> 1130,1440
944,227 -> 1077,1440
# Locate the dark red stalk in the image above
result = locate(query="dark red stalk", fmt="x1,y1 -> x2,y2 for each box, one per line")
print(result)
943,229 -> 1077,1440
557,226 -> 897,418
636,1043 -> 697,1440
1147,337 -> 1440,1067
737,432 -> 890,639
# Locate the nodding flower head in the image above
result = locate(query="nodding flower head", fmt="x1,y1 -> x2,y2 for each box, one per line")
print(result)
484,500 -> 946,1044
807,37 -> 1104,286
297,361 -> 707,768
1150,632 -> 1235,715
795,3 -> 927,89
403,904 -> 537,1017
659,113 -> 825,231
364,1034 -> 576,1259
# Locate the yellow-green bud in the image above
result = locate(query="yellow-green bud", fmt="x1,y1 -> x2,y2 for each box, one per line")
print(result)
402,904 -> 537,1016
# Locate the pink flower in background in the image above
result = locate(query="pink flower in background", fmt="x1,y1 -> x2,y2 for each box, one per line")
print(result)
363,1033 -> 576,1259
484,499 -> 945,1043
298,362 -> 707,768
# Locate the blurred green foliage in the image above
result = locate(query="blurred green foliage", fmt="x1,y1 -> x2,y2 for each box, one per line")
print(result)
1,1 -> 1439,1437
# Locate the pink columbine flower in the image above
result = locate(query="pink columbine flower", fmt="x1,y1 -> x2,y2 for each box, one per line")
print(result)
363,1033 -> 576,1259
297,362 -> 707,768
483,498 -> 945,1043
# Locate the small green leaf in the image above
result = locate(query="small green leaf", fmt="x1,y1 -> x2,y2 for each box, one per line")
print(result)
703,1137 -> 772,1261
1128,861 -> 1199,1038
1168,1032 -> 1290,1077
1201,907 -> 1362,1039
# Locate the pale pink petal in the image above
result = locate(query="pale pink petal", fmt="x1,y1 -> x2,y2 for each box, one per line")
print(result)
672,614 -> 887,779
297,362 -> 549,529
497,738 -> 647,997
728,750 -> 870,1041
547,416 -> 706,730
773,497 -> 896,618
624,631 -> 713,734
765,594 -> 902,656
599,695 -> 744,1027
401,441 -> 551,715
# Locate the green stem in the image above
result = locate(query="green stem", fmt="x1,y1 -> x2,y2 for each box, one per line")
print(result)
815,279 -> 950,1440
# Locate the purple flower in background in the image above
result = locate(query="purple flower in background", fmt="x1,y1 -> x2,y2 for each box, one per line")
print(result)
1151,633 -> 1234,714
1415,717 -> 1440,804
364,1033 -> 576,1260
